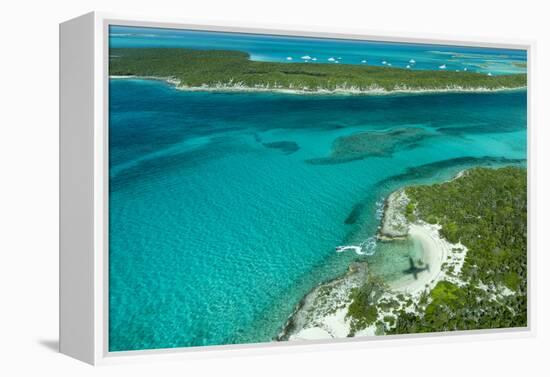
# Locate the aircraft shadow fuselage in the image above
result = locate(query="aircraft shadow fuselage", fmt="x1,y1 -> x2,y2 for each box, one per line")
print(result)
402,256 -> 430,280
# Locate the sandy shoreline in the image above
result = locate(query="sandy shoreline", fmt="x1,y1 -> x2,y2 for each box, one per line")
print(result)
284,221 -> 467,341
109,75 -> 526,96
282,184 -> 469,341
279,262 -> 369,341
389,223 -> 461,295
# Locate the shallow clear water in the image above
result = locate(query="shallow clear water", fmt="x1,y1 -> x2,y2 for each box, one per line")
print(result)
108,78 -> 526,351
110,26 -> 527,75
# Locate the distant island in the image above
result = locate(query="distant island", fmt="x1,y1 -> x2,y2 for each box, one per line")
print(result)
110,48 -> 527,94
280,167 -> 527,340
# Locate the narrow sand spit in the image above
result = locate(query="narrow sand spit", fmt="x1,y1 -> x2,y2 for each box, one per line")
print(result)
280,263 -> 368,341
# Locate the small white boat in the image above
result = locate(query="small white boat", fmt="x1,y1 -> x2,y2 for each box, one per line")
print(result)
361,60 -> 367,63
387,63 -> 392,66
301,55 -> 312,60
439,64 -> 447,69
328,57 -> 336,62
406,64 -> 411,69
409,59 -> 416,64
487,72 -> 493,76
286,56 -> 293,61
464,67 -> 468,71
382,60 -> 387,65
311,57 -> 317,61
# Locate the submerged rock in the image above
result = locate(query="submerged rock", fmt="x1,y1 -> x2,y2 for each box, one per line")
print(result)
262,141 -> 300,154
306,127 -> 432,165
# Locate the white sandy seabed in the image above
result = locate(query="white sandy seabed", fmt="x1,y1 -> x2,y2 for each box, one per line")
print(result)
282,193 -> 468,341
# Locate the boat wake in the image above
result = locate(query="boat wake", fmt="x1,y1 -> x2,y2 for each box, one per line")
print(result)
335,236 -> 377,256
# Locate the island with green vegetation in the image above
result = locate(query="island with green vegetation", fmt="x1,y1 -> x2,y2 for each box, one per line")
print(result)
389,166 -> 527,333
281,166 -> 527,340
110,48 -> 527,93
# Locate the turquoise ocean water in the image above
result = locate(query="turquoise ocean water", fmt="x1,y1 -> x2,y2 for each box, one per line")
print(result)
110,25 -> 526,75
108,27 -> 527,351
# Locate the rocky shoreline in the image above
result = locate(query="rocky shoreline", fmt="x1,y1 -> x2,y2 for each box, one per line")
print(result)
277,262 -> 368,341
109,76 -> 526,96
377,189 -> 411,240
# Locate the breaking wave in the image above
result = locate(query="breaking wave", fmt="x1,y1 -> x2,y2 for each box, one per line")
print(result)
335,236 -> 377,256
375,198 -> 385,221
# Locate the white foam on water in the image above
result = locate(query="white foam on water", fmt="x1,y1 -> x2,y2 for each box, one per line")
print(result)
375,199 -> 385,220
335,237 -> 377,256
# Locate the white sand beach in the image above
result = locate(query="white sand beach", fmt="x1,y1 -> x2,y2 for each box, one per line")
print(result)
284,214 -> 468,342
390,223 -> 457,295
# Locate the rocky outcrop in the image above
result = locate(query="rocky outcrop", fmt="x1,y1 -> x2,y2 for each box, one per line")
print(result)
277,262 -> 368,341
378,190 -> 411,239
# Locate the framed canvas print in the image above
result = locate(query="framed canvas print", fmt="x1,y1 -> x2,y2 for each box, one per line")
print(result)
59,12 -> 533,365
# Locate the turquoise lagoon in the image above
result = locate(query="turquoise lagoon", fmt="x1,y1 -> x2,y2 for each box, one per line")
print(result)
109,78 -> 526,351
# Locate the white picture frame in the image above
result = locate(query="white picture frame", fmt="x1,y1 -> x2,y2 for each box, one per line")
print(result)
59,11 -> 535,365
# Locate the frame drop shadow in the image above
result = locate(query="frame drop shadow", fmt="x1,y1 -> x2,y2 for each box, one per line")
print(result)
38,339 -> 59,353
